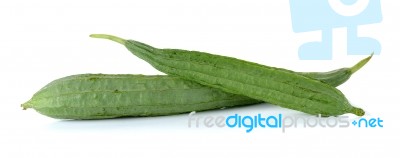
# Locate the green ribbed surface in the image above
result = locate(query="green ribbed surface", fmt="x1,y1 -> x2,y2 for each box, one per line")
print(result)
23,74 -> 261,119
122,39 -> 364,116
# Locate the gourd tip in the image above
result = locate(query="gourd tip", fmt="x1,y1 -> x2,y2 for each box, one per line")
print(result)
21,101 -> 32,110
350,53 -> 373,74
351,107 -> 365,116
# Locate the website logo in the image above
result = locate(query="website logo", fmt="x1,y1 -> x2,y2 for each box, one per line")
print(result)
289,0 -> 382,60
188,112 -> 383,133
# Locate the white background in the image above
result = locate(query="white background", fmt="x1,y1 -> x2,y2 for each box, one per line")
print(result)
1,0 -> 399,157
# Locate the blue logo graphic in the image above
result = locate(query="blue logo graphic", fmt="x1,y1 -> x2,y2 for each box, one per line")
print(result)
188,112 -> 384,133
289,0 -> 382,60
352,117 -> 383,127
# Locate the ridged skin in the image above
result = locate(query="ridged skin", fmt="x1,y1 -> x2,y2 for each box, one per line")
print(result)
22,60 -> 367,120
22,34 -> 371,119
120,38 -> 365,116
22,74 -> 261,119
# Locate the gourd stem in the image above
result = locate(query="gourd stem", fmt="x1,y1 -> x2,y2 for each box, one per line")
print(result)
89,34 -> 127,45
350,53 -> 373,74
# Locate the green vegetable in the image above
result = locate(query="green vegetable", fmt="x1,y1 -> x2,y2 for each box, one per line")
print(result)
22,35 -> 371,120
300,55 -> 372,87
90,34 -> 368,116
22,74 -> 261,119
22,56 -> 367,119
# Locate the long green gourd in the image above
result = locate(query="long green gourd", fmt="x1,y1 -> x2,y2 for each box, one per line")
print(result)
90,34 -> 369,116
22,74 -> 262,119
22,36 -> 371,119
22,55 -> 368,119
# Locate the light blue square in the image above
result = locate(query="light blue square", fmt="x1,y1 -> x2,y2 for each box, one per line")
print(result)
289,0 -> 382,60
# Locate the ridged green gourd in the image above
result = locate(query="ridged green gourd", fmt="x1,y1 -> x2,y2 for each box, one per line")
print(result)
22,55 -> 368,120
89,34 -> 369,117
22,35 -> 371,119
22,74 -> 263,119
21,55 -> 371,120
